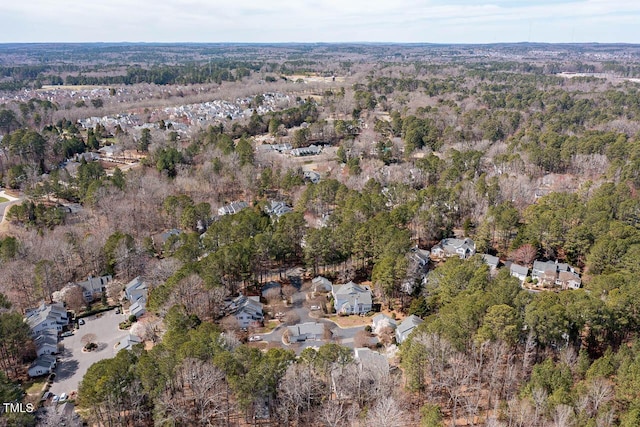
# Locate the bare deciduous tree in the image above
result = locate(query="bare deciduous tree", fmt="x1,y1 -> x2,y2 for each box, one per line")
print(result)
364,396 -> 405,427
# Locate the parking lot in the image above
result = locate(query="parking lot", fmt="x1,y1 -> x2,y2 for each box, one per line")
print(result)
49,309 -> 129,398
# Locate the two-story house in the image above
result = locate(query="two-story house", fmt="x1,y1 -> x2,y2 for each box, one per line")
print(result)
430,238 -> 476,260
331,282 -> 373,315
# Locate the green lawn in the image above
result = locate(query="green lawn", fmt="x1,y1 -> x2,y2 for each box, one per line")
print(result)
0,197 -> 9,203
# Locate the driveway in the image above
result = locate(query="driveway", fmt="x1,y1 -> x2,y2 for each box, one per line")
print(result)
49,309 -> 129,397
260,287 -> 374,354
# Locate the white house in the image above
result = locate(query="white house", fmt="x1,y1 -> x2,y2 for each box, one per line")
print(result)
371,313 -> 396,335
76,275 -> 112,302
331,282 -> 373,315
116,334 -> 142,352
264,201 -> 293,218
509,263 -> 529,283
34,333 -> 58,357
25,302 -> 69,335
532,260 -> 576,287
557,271 -> 582,290
218,201 -> 249,216
396,315 -> 424,344
430,238 -> 476,260
287,322 -> 324,342
28,355 -> 56,378
482,254 -> 500,271
226,294 -> 264,328
129,297 -> 146,319
125,277 -> 148,303
312,276 -> 332,293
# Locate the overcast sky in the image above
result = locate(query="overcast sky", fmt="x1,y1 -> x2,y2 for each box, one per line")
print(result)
1,0 -> 639,44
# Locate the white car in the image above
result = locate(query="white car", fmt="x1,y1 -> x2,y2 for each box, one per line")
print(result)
59,393 -> 67,402
310,305 -> 321,311
248,335 -> 262,342
52,395 -> 59,403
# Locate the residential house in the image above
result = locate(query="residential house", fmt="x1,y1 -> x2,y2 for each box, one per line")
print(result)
290,145 -> 322,156
25,302 -> 69,335
287,322 -> 324,342
557,271 -> 582,290
482,254 -> 500,271
396,315 -> 424,344
430,238 -> 476,260
76,275 -> 112,302
217,201 -> 249,216
116,334 -> 142,352
28,355 -> 56,378
331,282 -> 373,315
509,262 -> 529,283
129,297 -> 146,319
34,333 -> 58,357
264,201 -> 293,218
532,260 -> 575,287
354,347 -> 389,374
312,276 -> 332,293
98,145 -> 120,158
125,277 -> 148,303
410,247 -> 431,267
371,313 -> 396,335
303,171 -> 321,184
226,294 -> 264,328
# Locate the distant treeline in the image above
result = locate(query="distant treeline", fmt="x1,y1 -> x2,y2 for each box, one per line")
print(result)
0,61 -> 264,89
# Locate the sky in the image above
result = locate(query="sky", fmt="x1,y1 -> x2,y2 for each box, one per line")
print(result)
1,0 -> 640,44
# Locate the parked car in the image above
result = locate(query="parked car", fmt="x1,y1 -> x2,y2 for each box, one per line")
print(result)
115,308 -> 121,314
78,319 -> 85,325
52,395 -> 59,403
310,305 -> 321,311
248,335 -> 262,342
59,393 -> 67,402
61,331 -> 73,337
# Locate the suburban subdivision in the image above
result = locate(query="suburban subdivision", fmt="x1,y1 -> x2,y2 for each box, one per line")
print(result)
1,41 -> 640,427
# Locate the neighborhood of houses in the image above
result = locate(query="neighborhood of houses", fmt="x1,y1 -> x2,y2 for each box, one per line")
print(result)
21,232 -> 582,404
25,274 -> 151,379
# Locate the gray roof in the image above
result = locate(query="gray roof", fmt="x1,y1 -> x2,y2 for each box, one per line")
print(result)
265,201 -> 293,217
116,334 -> 142,352
287,322 -> 324,338
30,356 -> 55,371
312,276 -> 332,291
77,275 -> 112,294
290,145 -> 322,156
125,276 -> 148,292
532,260 -> 572,275
397,315 -> 423,337
372,313 -> 396,326
354,347 -> 389,373
218,201 -> 249,215
34,334 -> 58,349
130,297 -> 146,317
432,238 -> 475,256
332,282 -> 373,307
510,263 -> 529,276
228,294 -> 263,317
25,303 -> 68,329
482,254 -> 500,268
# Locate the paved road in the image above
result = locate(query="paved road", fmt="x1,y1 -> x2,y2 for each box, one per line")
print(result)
0,190 -> 23,231
49,309 -> 129,397
260,286 -> 374,354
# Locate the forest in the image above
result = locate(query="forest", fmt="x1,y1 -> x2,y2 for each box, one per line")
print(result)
1,43 -> 640,426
